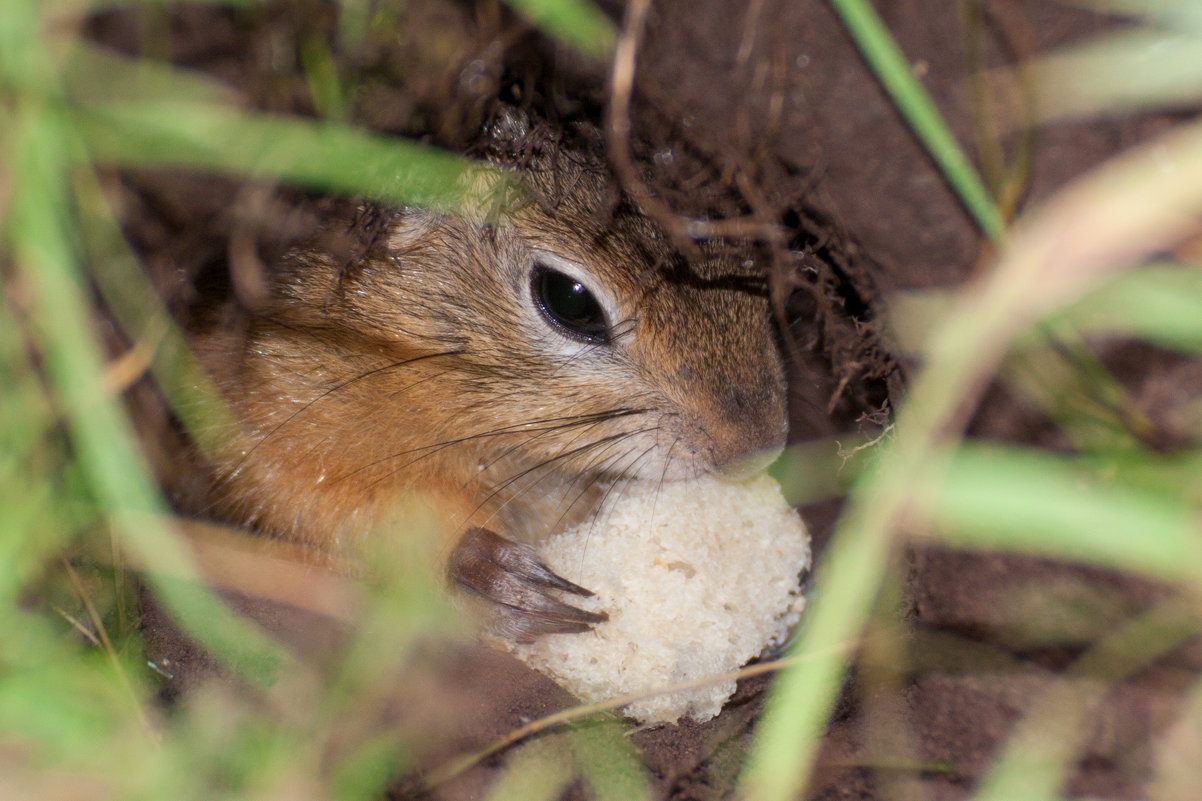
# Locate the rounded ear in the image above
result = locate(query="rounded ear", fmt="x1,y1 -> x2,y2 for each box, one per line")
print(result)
471,105 -> 614,223
477,104 -> 536,166
485,105 -> 533,156
477,104 -> 591,172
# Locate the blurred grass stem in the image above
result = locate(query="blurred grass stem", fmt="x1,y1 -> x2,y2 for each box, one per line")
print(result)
739,112 -> 1202,801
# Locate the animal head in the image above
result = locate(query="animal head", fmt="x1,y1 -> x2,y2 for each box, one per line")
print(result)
219,112 -> 787,540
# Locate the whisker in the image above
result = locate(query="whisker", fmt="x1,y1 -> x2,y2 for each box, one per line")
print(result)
571,444 -> 644,579
548,441 -> 641,533
561,421 -> 656,497
542,338 -> 609,380
606,445 -> 658,524
511,428 -> 656,541
386,367 -> 461,400
332,409 -> 648,488
581,441 -> 659,554
649,418 -> 681,526
516,428 -> 644,526
507,439 -> 642,575
474,412 -> 625,475
477,429 -> 653,511
251,367 -> 471,474
235,349 -> 462,471
608,317 -> 639,344
470,426 -> 660,528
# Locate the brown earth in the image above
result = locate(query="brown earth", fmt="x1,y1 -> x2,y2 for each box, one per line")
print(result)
92,1 -> 1201,799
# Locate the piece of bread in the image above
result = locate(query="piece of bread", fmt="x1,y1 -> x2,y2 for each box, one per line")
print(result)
504,472 -> 810,723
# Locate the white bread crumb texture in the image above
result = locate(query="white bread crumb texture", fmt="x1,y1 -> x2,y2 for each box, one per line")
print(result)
507,472 -> 810,724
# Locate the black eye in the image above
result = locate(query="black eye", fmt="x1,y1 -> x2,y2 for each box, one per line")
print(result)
531,264 -> 610,344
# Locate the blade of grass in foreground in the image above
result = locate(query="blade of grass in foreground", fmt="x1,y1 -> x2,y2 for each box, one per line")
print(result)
72,168 -> 238,460
1058,264 -> 1202,355
971,599 -> 1200,801
738,115 -> 1202,801
1026,28 -> 1202,123
502,0 -> 617,60
62,40 -> 241,106
7,85 -> 293,685
73,100 -> 505,212
886,264 -> 1202,358
929,443 -> 1202,581
483,736 -> 576,801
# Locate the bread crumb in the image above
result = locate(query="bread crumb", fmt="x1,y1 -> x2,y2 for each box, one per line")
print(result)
504,472 -> 810,723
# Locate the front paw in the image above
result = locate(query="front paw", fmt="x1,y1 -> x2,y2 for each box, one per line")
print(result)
447,527 -> 608,642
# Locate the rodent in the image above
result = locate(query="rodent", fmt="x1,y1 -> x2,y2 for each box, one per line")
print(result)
184,110 -> 788,639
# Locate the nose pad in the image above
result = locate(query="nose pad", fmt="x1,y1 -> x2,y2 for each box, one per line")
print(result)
710,438 -> 786,482
697,377 -> 788,481
704,402 -> 788,480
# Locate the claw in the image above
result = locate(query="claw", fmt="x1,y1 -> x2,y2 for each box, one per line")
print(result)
448,527 -> 608,641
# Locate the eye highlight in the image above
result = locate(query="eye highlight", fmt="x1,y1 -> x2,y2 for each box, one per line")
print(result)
530,263 -> 610,344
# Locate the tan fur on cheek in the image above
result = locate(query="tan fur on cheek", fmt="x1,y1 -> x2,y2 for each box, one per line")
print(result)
183,125 -> 788,564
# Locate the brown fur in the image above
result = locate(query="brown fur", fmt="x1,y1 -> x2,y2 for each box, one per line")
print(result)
186,115 -> 787,560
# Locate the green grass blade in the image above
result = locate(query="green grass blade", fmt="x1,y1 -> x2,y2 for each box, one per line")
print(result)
971,600 -> 1199,801
62,41 -> 242,106
1058,263 -> 1202,354
737,457 -> 899,801
50,0 -> 262,12
889,264 -> 1202,357
1030,28 -> 1202,122
740,111 -> 1202,801
575,721 -> 654,801
73,100 -> 506,211
502,0 -> 617,59
1059,0 -> 1202,28
483,736 -> 576,801
930,443 -> 1202,581
769,435 -> 873,506
71,168 -> 240,460
8,96 -> 293,684
827,0 -> 1007,241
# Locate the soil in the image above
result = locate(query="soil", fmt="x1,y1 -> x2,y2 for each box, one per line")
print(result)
90,1 -> 1200,799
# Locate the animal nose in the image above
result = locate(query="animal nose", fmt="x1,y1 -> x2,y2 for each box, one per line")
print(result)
705,388 -> 788,480
711,439 -> 785,481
